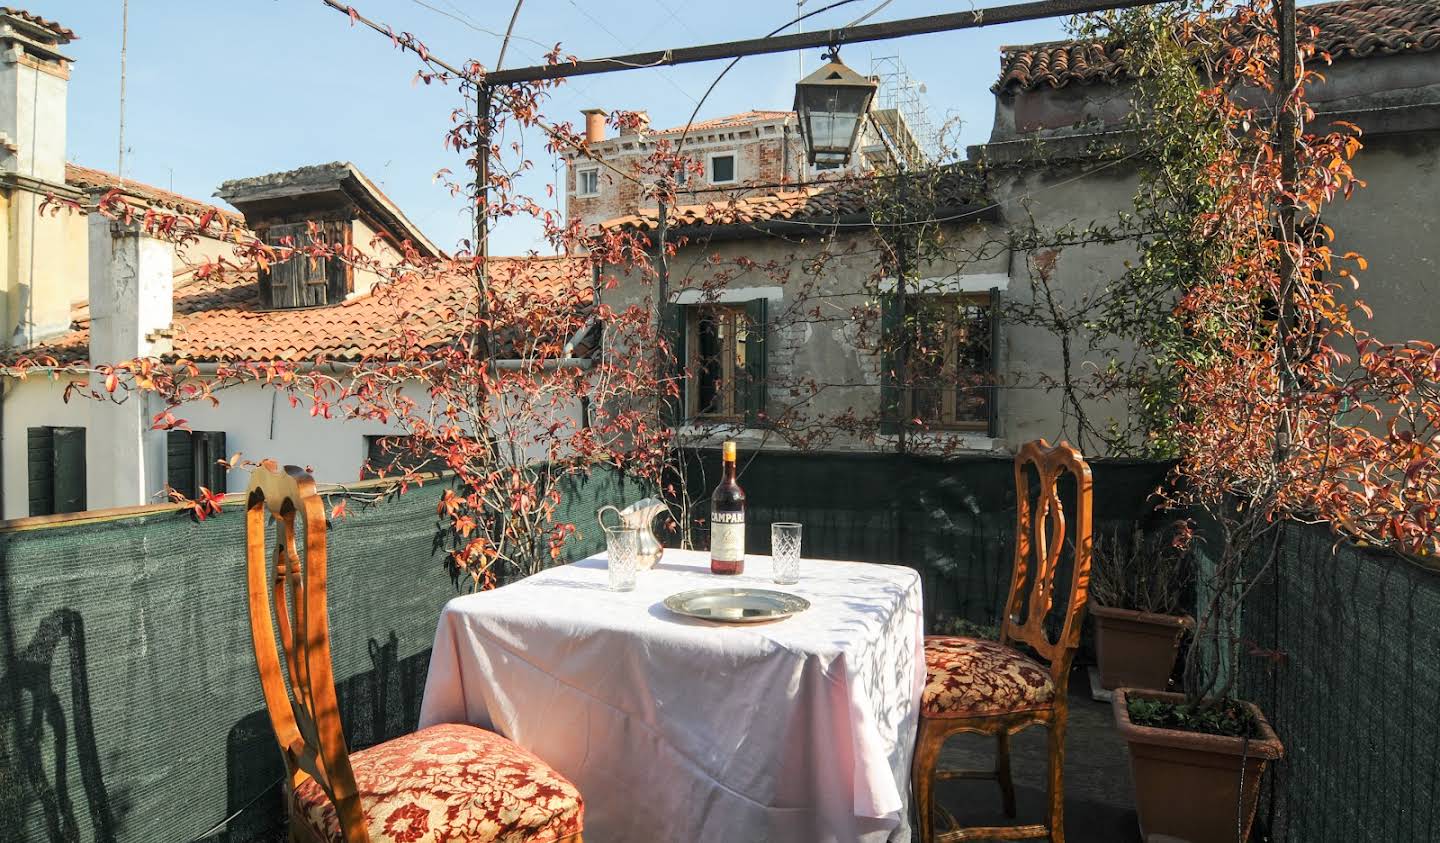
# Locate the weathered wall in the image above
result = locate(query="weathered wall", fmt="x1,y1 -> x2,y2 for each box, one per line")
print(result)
1,375 -> 584,519
604,218 -> 1027,453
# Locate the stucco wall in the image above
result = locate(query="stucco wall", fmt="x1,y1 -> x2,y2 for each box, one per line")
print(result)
1323,128 -> 1440,345
1,375 -> 584,519
604,218 -> 1024,453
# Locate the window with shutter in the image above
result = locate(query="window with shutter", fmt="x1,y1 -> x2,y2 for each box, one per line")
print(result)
363,435 -> 445,479
881,291 -> 997,433
167,430 -> 228,498
259,220 -> 351,308
674,300 -> 769,427
28,426 -> 86,516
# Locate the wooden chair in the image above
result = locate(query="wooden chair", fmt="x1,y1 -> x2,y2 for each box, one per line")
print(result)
912,439 -> 1093,843
245,462 -> 584,843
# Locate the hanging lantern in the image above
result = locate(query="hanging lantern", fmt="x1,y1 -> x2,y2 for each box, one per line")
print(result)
793,53 -> 878,167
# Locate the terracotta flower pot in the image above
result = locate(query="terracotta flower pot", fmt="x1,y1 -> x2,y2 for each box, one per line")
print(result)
1113,688 -> 1283,843
1092,605 -> 1193,691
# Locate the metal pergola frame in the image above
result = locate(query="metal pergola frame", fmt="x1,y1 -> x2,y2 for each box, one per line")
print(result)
327,0 -> 1300,438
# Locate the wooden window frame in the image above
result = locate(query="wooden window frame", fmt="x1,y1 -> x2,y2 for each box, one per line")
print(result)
685,304 -> 749,423
904,292 -> 993,432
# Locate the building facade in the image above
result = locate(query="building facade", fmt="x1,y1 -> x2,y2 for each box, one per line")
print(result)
563,106 -> 914,230
598,0 -> 1440,457
0,9 -> 588,519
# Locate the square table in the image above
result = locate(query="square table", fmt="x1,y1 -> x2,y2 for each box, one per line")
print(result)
418,548 -> 924,842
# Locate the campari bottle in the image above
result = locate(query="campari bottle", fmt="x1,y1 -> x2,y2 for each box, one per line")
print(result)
710,440 -> 746,575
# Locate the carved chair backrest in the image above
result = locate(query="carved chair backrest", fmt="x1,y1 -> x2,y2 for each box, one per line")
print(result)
999,439 -> 1094,686
246,462 -> 369,843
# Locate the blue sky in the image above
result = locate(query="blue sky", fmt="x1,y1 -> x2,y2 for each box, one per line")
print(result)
49,1 -> 1082,255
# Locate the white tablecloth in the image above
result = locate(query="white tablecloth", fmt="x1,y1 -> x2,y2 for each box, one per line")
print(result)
418,549 -> 925,843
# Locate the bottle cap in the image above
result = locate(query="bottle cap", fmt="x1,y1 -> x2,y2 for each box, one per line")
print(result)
723,440 -> 736,460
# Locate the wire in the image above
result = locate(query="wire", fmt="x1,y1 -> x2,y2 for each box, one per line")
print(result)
844,0 -> 896,28
408,0 -> 551,51
564,0 -> 699,104
674,0 -> 871,158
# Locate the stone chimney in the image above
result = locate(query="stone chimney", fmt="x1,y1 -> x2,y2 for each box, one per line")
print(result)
620,110 -> 650,136
1,8 -> 77,348
86,213 -> 175,508
0,8 -> 72,183
582,108 -> 606,144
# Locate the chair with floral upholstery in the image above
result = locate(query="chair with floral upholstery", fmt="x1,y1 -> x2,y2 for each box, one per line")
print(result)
912,439 -> 1092,843
245,462 -> 584,843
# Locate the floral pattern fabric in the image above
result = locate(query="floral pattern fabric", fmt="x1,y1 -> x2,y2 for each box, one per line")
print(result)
292,723 -> 583,843
921,636 -> 1055,719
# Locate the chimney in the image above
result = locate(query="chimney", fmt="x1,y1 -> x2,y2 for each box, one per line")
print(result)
620,110 -> 650,137
86,213 -> 175,507
582,108 -> 606,144
1,9 -> 76,349
0,8 -> 74,184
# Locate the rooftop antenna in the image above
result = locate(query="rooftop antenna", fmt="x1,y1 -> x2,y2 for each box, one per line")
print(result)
118,0 -> 129,185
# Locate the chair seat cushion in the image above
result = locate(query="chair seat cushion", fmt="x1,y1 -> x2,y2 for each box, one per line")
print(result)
292,722 -> 583,843
922,636 -> 1056,718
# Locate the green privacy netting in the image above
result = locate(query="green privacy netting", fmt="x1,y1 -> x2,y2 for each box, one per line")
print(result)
1239,523 -> 1440,842
681,450 -> 1174,630
8,451 -> 1413,842
0,467 -> 645,843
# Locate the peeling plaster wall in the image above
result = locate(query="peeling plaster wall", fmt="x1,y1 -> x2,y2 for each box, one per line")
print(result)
605,221 -> 1015,453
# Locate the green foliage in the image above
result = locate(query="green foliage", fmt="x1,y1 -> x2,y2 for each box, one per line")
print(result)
932,615 -> 1000,640
1070,1 -> 1237,458
1127,695 -> 1260,739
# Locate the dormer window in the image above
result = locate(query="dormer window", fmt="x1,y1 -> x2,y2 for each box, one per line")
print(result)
259,220 -> 352,309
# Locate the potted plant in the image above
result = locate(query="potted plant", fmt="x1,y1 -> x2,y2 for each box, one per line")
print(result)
1090,523 -> 1194,693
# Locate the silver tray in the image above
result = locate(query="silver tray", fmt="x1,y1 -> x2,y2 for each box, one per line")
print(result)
662,587 -> 810,624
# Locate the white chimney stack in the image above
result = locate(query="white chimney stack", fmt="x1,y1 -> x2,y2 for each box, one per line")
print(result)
87,213 -> 175,508
0,8 -> 73,184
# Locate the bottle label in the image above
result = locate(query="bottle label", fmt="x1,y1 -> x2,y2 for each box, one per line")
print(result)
711,512 -> 745,561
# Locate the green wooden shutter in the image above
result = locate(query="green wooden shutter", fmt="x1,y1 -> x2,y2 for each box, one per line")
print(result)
743,298 -> 768,427
879,293 -> 903,435
200,431 -> 227,493
27,427 -> 54,516
51,427 -> 86,514
663,303 -> 688,426
987,288 -> 1002,439
167,430 -> 196,498
168,430 -> 228,496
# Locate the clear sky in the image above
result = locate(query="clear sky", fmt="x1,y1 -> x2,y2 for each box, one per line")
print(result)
48,1 -> 1084,256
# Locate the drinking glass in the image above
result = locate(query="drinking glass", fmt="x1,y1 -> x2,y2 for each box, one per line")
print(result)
605,526 -> 640,592
771,522 -> 802,585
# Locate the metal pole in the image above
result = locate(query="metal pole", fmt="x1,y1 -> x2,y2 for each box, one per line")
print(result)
656,189 -> 671,422
485,0 -> 1174,85
1276,0 -> 1297,394
895,169 -> 908,456
475,84 -> 494,398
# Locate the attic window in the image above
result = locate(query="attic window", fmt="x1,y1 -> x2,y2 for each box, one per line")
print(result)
260,221 -> 352,309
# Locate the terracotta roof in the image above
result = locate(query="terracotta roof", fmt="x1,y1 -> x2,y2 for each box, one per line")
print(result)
996,0 -> 1440,92
22,256 -> 593,365
645,110 -> 794,138
65,163 -> 244,225
0,7 -> 75,41
601,168 -> 991,233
